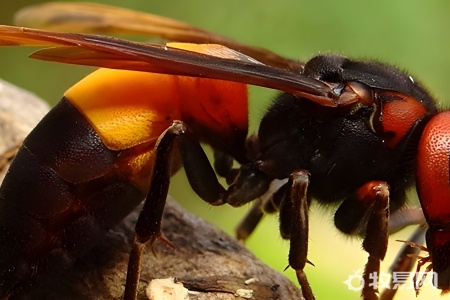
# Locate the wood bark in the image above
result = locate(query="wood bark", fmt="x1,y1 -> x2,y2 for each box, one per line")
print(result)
0,79 -> 303,300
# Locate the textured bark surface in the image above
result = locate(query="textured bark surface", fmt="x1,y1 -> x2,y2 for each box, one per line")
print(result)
0,79 -> 303,300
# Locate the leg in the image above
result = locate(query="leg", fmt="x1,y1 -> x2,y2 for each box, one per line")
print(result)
380,225 -> 426,300
124,121 -> 228,299
213,149 -> 233,178
279,170 -> 315,300
235,179 -> 287,240
379,206 -> 426,299
235,197 -> 265,241
124,122 -> 182,300
334,181 -> 390,300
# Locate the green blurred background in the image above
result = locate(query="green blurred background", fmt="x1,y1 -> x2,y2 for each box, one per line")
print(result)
0,1 -> 449,299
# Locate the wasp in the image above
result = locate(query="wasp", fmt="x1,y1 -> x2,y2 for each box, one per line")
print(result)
0,2 -> 448,300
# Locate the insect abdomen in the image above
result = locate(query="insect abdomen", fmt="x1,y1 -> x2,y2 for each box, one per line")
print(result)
0,98 -> 147,296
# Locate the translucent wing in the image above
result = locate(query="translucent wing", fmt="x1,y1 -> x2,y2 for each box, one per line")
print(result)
14,2 -> 301,70
0,26 -> 356,107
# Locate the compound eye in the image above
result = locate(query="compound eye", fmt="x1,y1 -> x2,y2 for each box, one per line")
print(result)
417,111 -> 450,222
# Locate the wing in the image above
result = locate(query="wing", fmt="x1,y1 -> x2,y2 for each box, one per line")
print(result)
0,26 -> 357,107
14,2 -> 300,70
